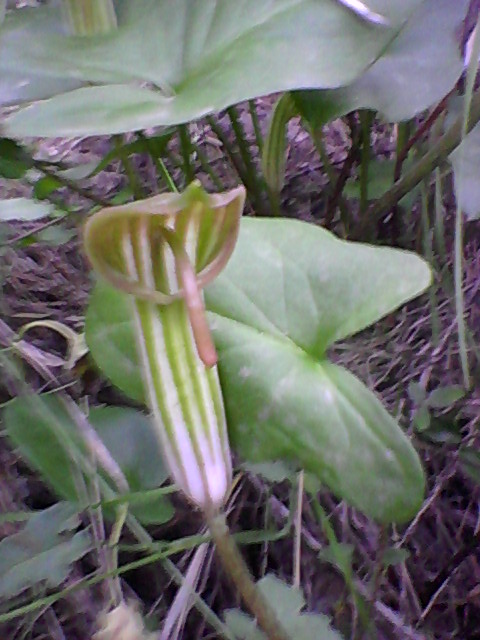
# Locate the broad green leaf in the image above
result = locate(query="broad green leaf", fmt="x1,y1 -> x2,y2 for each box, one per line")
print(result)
56,161 -> 101,181
85,218 -> 429,522
419,419 -> 462,445
0,197 -> 54,221
2,394 -> 173,524
3,394 -> 85,503
225,575 -> 343,640
35,225 -> 77,246
33,175 -> 63,199
88,406 -> 168,490
0,503 -> 91,599
407,381 -> 427,406
33,176 -> 62,200
293,0 -> 466,126
206,219 -> 431,357
2,0 -> 422,136
86,281 -> 144,403
210,323 -> 425,522
89,406 -> 174,525
225,610 -> 265,640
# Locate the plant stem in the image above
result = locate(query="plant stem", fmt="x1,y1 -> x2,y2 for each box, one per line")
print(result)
138,131 -> 179,193
420,181 -> 440,345
126,515 -> 237,640
207,116 -> 250,184
208,512 -> 292,640
325,114 -> 360,228
192,142 -> 225,190
359,87 -> 480,238
394,96 -> 450,182
453,16 -> 480,389
249,99 -> 264,153
310,126 -> 350,227
113,135 -> 144,199
61,0 -> 117,36
359,110 -> 373,216
178,124 -> 195,185
33,160 -> 111,207
433,167 -> 447,263
226,106 -> 268,215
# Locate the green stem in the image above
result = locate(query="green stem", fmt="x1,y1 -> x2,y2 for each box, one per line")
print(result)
113,135 -> 144,199
359,111 -> 373,215
138,132 -> 178,193
61,0 -> 117,35
208,512 -> 292,640
311,126 -> 350,226
126,515 -> 236,640
433,167 -> 447,263
226,106 -> 268,215
249,99 -> 264,153
453,17 -> 480,389
359,87 -> 480,238
33,160 -> 110,207
178,124 -> 195,185
310,494 -> 371,633
394,121 -> 411,182
420,181 -> 440,345
192,142 -> 225,190
207,116 -> 250,186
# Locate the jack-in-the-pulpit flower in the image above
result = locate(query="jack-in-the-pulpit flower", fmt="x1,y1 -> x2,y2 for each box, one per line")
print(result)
84,182 -> 245,514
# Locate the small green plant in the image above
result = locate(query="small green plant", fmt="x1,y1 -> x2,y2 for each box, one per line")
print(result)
2,181 -> 431,638
2,1 -> 475,637
408,381 -> 466,433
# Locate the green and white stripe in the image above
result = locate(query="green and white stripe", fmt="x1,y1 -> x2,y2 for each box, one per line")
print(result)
84,183 -> 245,513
